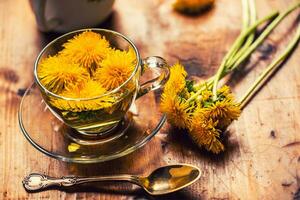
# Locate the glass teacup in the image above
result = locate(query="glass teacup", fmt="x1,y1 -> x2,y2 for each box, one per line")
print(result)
34,29 -> 169,138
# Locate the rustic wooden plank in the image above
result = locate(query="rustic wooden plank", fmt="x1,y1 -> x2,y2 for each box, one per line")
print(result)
0,0 -> 299,199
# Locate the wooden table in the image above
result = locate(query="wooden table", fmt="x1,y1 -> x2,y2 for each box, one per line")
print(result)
0,0 -> 299,199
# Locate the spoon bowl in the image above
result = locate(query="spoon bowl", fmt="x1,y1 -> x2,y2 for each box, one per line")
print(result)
141,164 -> 201,195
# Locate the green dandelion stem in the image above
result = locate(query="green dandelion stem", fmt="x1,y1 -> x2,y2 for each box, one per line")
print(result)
242,0 -> 251,30
193,76 -> 215,89
189,2 -> 298,104
191,10 -> 278,103
187,80 -> 214,104
227,0 -> 256,67
229,2 -> 300,72
239,24 -> 300,108
226,0 -> 252,64
212,10 -> 279,100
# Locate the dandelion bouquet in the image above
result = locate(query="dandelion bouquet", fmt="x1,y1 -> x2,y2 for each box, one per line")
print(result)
37,31 -> 138,132
161,1 -> 300,153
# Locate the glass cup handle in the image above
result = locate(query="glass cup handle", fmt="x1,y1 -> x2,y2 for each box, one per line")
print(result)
137,56 -> 170,98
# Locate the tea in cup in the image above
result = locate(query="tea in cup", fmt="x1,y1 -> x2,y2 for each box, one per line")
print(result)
34,29 -> 169,138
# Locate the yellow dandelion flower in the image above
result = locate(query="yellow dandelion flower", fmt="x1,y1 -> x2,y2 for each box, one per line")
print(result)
173,0 -> 215,14
203,86 -> 241,128
164,63 -> 187,95
60,31 -> 111,73
160,63 -> 193,129
94,48 -> 136,91
189,108 -> 224,154
217,85 -> 231,97
50,80 -> 115,112
37,55 -> 89,94
201,89 -> 213,102
206,98 -> 241,128
62,80 -> 106,98
160,92 -> 194,129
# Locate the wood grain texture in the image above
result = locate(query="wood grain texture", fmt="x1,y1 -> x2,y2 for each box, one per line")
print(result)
0,0 -> 299,199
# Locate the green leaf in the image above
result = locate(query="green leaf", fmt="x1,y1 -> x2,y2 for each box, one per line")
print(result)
186,80 -> 195,92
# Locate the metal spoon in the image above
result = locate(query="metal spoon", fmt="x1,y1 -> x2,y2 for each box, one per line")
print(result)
23,164 -> 201,195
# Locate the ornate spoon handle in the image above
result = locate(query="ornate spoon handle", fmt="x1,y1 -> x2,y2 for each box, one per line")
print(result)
23,173 -> 141,191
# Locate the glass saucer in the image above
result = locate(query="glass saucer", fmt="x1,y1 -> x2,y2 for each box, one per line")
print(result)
18,83 -> 166,163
